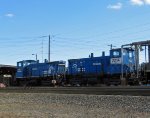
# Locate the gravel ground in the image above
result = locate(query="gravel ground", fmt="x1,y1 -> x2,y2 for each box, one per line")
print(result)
0,93 -> 150,118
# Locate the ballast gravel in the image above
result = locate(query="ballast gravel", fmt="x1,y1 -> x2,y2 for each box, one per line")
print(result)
0,93 -> 150,118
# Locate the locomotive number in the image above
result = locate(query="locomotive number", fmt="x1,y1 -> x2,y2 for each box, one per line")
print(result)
111,58 -> 121,64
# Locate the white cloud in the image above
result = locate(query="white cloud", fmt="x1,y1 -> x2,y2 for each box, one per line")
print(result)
130,0 -> 144,5
145,0 -> 150,4
5,13 -> 15,18
130,0 -> 150,5
107,2 -> 122,10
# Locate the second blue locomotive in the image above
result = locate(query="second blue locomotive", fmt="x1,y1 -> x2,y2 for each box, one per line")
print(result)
16,60 -> 66,85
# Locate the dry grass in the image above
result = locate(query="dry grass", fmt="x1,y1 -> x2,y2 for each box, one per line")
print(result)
0,93 -> 150,118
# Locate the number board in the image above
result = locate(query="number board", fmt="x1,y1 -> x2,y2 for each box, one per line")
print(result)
110,58 -> 121,64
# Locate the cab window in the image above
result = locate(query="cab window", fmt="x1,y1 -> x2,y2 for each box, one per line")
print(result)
113,51 -> 120,57
18,62 -> 22,67
129,51 -> 133,58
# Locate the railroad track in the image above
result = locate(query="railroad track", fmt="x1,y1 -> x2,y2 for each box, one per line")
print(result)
0,86 -> 150,96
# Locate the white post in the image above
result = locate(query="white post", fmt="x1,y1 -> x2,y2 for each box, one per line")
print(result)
121,45 -> 124,79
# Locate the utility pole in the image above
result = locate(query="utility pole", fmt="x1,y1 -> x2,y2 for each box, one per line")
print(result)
108,44 -> 116,50
42,39 -> 43,62
48,35 -> 50,62
32,54 -> 37,61
36,54 -> 37,61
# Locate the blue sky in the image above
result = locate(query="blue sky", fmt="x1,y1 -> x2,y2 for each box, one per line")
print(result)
0,0 -> 150,65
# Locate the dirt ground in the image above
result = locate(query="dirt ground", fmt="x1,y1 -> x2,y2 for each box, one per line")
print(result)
0,93 -> 150,118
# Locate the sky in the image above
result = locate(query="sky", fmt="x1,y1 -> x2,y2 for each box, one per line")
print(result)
0,0 -> 150,65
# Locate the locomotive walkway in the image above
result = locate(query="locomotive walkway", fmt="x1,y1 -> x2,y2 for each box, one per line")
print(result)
0,86 -> 150,96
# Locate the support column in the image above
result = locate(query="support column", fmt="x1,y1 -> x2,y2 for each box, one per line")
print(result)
148,45 -> 150,63
121,46 -> 124,79
135,45 -> 139,78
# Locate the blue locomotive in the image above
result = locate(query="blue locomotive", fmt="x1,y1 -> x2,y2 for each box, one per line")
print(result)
16,60 -> 66,85
16,47 -> 135,86
67,48 -> 135,85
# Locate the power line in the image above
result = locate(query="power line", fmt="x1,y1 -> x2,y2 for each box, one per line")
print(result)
55,22 -> 150,41
1,22 -> 150,61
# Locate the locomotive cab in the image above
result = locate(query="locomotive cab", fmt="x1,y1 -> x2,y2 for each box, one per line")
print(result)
109,48 -> 135,85
16,60 -> 37,79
